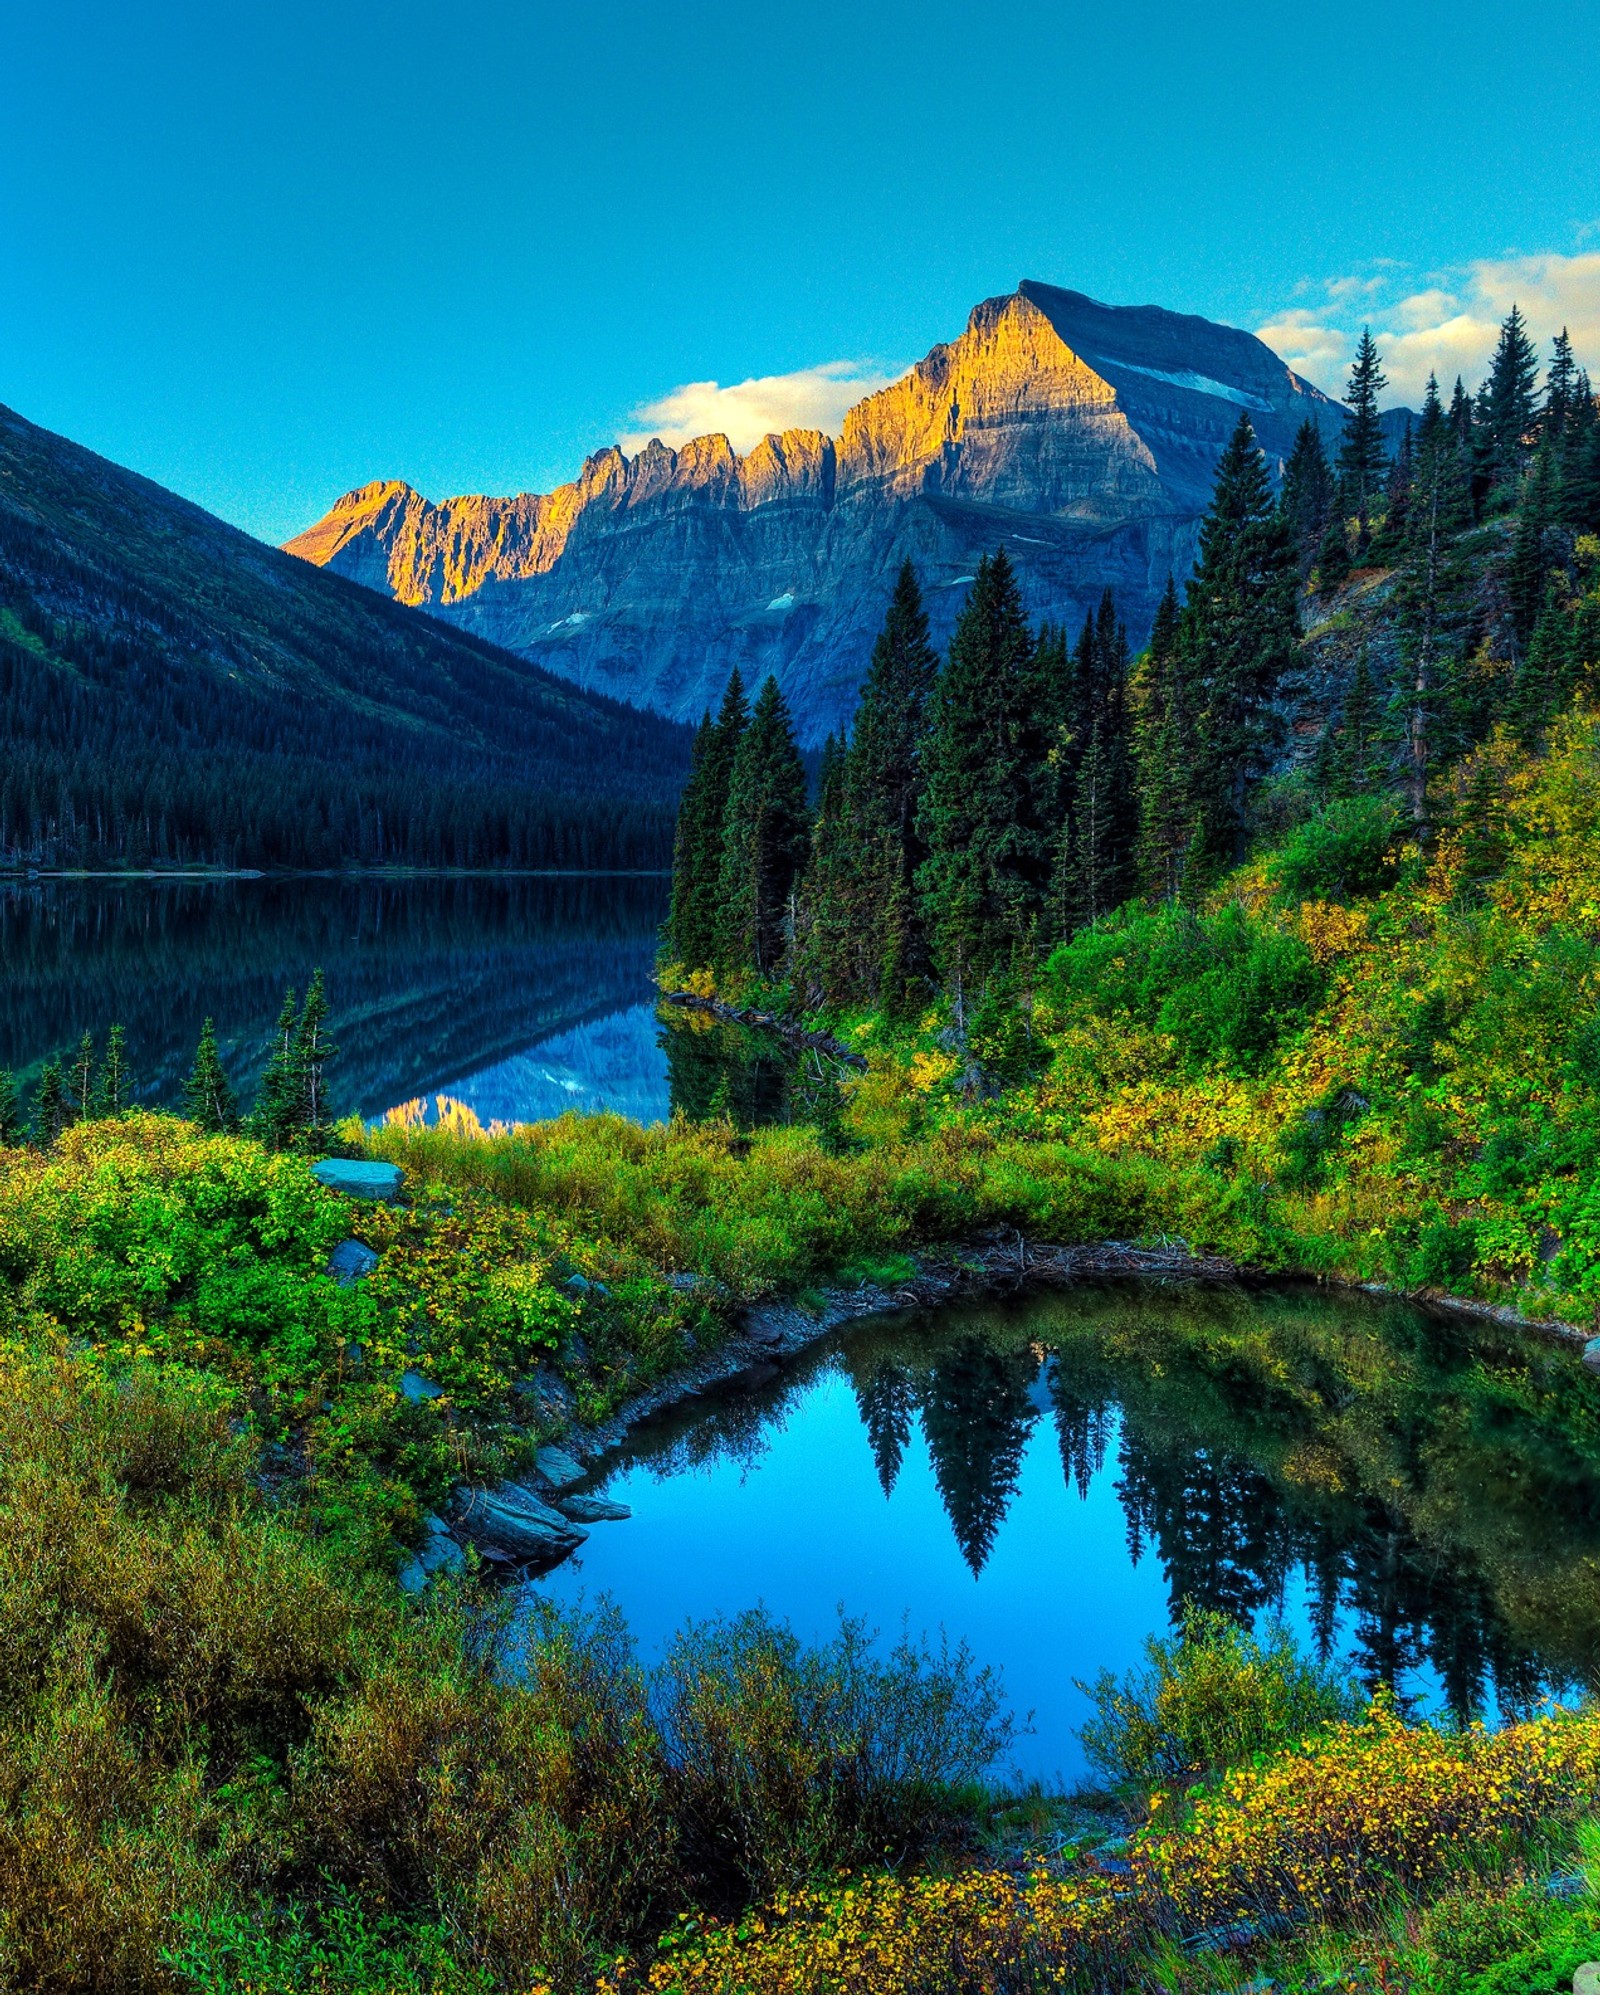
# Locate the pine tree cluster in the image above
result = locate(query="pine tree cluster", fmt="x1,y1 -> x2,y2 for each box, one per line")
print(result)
668,309 -> 1600,1020
0,973 -> 341,1151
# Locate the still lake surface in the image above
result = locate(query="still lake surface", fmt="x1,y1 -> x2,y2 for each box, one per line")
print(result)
10,877 -> 1598,1782
0,873 -> 685,1124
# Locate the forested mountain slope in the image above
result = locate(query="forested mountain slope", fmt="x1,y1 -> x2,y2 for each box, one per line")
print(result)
0,402 -> 690,868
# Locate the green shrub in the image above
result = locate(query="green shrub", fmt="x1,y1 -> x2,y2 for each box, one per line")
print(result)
656,1608 -> 1013,1897
1047,905 -> 1325,1075
1275,795 -> 1402,902
1076,1606 -> 1361,1800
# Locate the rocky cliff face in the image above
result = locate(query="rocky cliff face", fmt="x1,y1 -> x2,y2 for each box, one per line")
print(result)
286,283 -> 1346,743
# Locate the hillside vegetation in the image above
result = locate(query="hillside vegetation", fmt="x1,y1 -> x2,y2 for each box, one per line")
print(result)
0,402 -> 688,869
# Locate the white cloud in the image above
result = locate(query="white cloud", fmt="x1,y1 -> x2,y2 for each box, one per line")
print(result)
618,359 -> 905,457
1258,250 -> 1600,409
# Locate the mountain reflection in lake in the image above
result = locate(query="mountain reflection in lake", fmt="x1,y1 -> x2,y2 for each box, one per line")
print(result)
0,875 -> 824,1129
534,1282 -> 1600,1781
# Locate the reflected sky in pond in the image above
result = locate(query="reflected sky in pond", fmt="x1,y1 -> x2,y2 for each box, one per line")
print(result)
534,1284 -> 1600,1783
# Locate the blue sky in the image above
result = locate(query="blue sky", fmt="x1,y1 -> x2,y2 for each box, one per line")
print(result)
5,0 -> 1598,545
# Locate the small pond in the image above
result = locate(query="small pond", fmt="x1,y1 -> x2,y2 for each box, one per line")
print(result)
532,1280 -> 1600,1782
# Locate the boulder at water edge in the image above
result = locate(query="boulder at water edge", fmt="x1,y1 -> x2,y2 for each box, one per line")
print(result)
534,1444 -> 587,1490
458,1483 -> 588,1564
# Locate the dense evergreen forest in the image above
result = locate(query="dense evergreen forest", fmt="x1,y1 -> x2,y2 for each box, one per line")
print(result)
669,307 -> 1600,1011
0,402 -> 689,869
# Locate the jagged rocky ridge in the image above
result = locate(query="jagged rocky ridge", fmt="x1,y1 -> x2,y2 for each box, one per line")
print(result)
288,282 -> 1351,743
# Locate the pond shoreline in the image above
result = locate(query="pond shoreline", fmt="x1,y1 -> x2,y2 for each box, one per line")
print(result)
552,1239 -> 1590,1480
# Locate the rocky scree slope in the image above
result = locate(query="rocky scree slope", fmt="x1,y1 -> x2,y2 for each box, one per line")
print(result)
287,282 -> 1351,742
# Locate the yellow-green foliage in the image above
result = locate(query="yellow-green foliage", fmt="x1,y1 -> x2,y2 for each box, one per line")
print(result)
362,1105 -> 1156,1298
785,704 -> 1600,1325
602,1703 -> 1600,1993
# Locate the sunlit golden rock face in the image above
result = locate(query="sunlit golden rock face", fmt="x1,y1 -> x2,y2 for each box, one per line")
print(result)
836,291 -> 1160,517
284,283 -> 1344,741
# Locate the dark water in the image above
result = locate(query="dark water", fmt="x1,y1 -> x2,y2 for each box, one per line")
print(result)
535,1281 -> 1600,1782
0,874 -> 762,1125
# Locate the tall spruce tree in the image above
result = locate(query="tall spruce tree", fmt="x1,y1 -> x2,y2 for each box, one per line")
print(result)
1132,578 -> 1200,901
668,670 -> 748,970
68,1032 -> 95,1124
667,713 -> 714,964
1184,414 -> 1299,867
846,560 -> 940,1009
1061,591 -> 1135,926
1478,305 -> 1541,500
1395,373 -> 1474,832
717,676 -> 810,977
293,970 -> 337,1136
794,733 -> 853,1004
0,1072 -> 21,1146
1327,648 -> 1382,796
96,1024 -> 130,1116
33,1058 -> 68,1146
252,986 -> 302,1150
183,1019 -> 239,1132
1337,330 -> 1389,554
1507,440 -> 1558,654
1279,419 -> 1335,577
1545,329 -> 1579,444
918,549 -> 1054,986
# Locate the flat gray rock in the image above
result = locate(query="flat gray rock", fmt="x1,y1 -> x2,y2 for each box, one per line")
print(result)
1572,1963 -> 1600,1995
400,1369 -> 443,1403
312,1158 -> 404,1202
457,1483 -> 588,1564
534,1444 -> 587,1490
1584,1337 -> 1600,1374
327,1238 -> 380,1285
557,1493 -> 631,1523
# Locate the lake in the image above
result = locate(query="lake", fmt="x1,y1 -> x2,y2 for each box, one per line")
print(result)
531,1281 -> 1600,1783
0,873 -> 720,1126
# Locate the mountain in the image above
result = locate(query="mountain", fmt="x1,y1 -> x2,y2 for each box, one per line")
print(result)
287,282 -> 1352,743
0,401 -> 689,869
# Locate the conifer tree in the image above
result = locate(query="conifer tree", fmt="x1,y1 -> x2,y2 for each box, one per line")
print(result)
1183,414 -> 1299,867
1479,305 -> 1541,499
918,549 -> 1054,985
1568,390 -> 1600,534
1061,592 -> 1135,925
68,1031 -> 95,1124
717,677 -> 810,977
252,986 -> 301,1149
182,1018 -> 239,1133
1337,330 -> 1389,553
1511,582 -> 1574,747
1544,329 -> 1579,444
33,1058 -> 68,1146
0,1071 -> 21,1146
667,713 -> 714,964
1328,648 -> 1382,796
293,970 -> 337,1137
1133,578 -> 1199,900
1507,441 -> 1557,653
669,671 -> 748,971
1368,421 -> 1414,564
1395,373 -> 1475,832
1278,420 -> 1335,577
1315,509 -> 1353,593
96,1024 -> 130,1116
848,561 -> 940,1008
793,733 -> 853,1004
